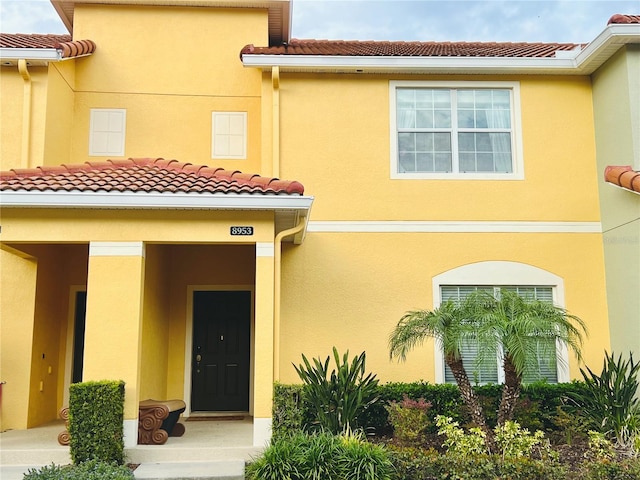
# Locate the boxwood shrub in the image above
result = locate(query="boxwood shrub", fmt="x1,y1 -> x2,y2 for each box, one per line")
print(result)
23,460 -> 134,479
68,380 -> 125,465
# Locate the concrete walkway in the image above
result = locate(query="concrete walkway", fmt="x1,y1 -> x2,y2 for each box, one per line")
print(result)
0,419 -> 263,480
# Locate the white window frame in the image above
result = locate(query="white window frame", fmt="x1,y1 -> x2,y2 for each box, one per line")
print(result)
432,261 -> 569,384
89,109 -> 126,157
390,81 -> 524,180
211,111 -> 247,160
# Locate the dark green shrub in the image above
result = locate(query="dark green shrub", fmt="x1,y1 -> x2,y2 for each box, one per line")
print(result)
272,380 -> 592,439
293,347 -> 379,434
23,460 -> 134,479
578,458 -> 640,480
385,395 -> 431,444
272,383 -> 305,440
359,382 -> 464,435
246,430 -> 393,480
389,446 -> 567,480
69,380 -> 125,465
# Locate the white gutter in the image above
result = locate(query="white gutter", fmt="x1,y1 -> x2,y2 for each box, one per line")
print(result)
18,59 -> 32,169
0,48 -> 63,61
242,54 -> 578,73
242,23 -> 640,75
0,191 -> 314,210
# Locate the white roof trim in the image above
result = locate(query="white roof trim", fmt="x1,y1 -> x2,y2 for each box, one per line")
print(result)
242,23 -> 640,75
242,54 -> 578,72
0,191 -> 314,210
0,48 -> 63,61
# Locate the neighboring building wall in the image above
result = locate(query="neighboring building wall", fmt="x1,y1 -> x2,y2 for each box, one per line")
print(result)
592,45 -> 640,359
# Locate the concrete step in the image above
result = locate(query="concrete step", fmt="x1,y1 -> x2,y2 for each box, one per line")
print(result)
126,446 -> 261,464
133,460 -> 245,480
0,460 -> 246,480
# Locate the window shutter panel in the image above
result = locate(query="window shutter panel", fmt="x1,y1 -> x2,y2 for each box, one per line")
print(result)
441,285 -> 556,384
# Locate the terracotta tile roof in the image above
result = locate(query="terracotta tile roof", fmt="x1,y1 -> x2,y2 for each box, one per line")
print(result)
608,14 -> 640,24
241,39 -> 583,58
604,165 -> 640,194
0,33 -> 95,58
0,158 -> 304,195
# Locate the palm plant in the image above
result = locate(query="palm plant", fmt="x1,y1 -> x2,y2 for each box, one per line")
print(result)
471,289 -> 587,426
389,289 -> 587,449
389,299 -> 493,441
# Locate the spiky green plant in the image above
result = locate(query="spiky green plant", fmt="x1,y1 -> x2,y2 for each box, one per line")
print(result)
293,347 -> 379,434
569,351 -> 640,450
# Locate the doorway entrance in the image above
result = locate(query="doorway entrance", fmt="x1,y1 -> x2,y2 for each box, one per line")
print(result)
191,290 -> 251,412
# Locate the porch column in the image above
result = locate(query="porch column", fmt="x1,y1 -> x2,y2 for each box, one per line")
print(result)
253,242 -> 275,446
0,248 -> 37,431
83,242 -> 145,447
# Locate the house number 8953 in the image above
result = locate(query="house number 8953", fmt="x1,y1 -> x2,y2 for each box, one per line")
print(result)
230,226 -> 254,236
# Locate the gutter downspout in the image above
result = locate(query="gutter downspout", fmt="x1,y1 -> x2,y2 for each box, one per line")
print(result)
18,59 -> 32,168
272,66 -> 280,178
273,216 -> 305,380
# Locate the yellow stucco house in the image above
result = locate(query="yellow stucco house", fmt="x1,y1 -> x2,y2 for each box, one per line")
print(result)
1,1 -> 638,446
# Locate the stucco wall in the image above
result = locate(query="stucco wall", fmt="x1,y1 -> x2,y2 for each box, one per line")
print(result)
279,232 -> 609,384
67,4 -> 266,171
0,66 -> 49,171
592,45 -> 640,359
279,75 -> 600,222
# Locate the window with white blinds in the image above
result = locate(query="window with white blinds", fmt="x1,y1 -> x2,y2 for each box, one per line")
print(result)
442,285 -> 557,385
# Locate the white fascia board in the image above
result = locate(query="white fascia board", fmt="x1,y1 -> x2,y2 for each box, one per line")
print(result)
574,24 -> 640,73
0,48 -> 62,61
242,53 -> 577,73
0,191 -> 314,211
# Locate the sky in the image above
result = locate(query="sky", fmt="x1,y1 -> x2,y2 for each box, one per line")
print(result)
0,0 -> 638,44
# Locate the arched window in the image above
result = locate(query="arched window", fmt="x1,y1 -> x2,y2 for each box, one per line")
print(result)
432,261 -> 569,384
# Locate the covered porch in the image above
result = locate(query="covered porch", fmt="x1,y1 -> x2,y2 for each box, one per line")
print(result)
0,158 -> 312,448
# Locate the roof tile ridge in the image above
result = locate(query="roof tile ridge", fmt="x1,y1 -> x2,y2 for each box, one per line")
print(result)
197,167 -> 226,178
106,158 -> 137,168
608,13 -> 640,24
85,160 -> 120,170
59,39 -> 96,58
231,172 -> 260,182
266,179 -> 305,194
216,169 -> 242,179
1,167 -> 45,178
604,165 -> 633,181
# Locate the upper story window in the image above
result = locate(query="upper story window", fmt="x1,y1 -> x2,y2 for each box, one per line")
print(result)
212,112 -> 247,159
390,81 -> 523,180
89,109 -> 126,157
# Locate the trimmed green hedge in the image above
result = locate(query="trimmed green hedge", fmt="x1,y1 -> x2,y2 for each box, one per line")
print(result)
23,460 -> 133,479
274,381 -> 590,437
69,380 -> 125,465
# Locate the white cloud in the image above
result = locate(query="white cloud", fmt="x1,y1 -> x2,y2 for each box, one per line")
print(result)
0,0 -> 637,43
0,1 -> 67,34
292,0 -> 639,43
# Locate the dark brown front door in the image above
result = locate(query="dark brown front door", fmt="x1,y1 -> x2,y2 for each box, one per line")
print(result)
191,290 -> 251,412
